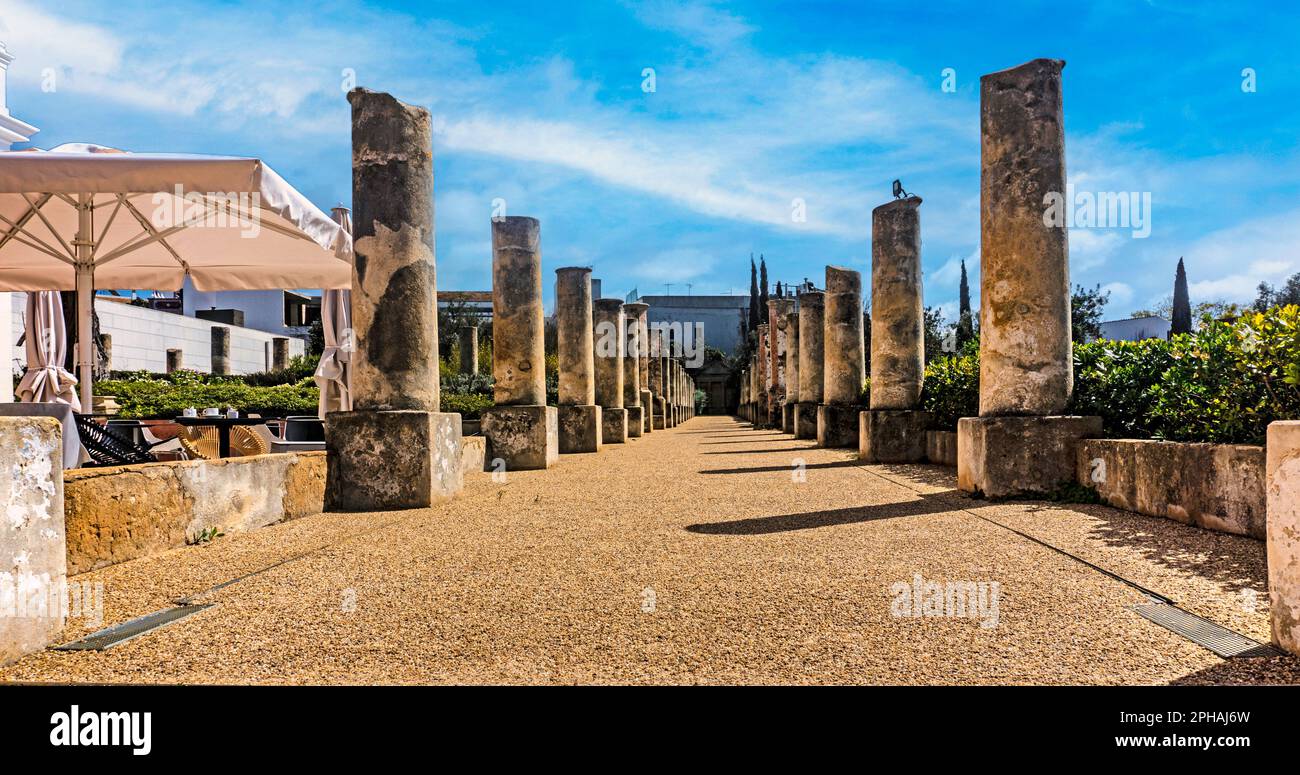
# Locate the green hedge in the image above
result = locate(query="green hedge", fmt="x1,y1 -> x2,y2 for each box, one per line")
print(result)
98,377 -> 320,419
917,305 -> 1300,445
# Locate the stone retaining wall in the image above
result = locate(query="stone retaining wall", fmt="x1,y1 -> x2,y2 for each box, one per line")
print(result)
63,451 -> 326,574
926,431 -> 957,466
1077,439 -> 1266,540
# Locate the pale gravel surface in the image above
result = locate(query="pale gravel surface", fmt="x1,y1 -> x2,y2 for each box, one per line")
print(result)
3,415 -> 1297,685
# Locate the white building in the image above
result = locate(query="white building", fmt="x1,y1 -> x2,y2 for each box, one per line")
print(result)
0,41 -> 40,401
1099,316 -> 1171,342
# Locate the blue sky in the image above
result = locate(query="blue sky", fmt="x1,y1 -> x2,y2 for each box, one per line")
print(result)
3,0 -> 1298,324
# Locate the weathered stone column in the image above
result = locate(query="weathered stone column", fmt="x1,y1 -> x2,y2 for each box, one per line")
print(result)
210,326 -> 230,375
593,299 -> 627,443
272,336 -> 290,371
166,348 -> 183,373
555,267 -> 601,454
817,267 -> 863,447
623,302 -> 648,438
860,196 -> 933,463
0,417 -> 65,665
458,325 -> 479,375
1268,421 -> 1300,655
100,333 -> 112,373
326,88 -> 463,511
767,298 -> 794,428
633,304 -> 653,433
482,216 -> 559,469
755,324 -> 770,427
957,59 -> 1100,497
784,311 -> 799,434
749,352 -> 761,427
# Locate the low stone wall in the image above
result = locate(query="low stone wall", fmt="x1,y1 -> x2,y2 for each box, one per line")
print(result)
1077,439 -> 1266,540
926,431 -> 957,466
63,451 -> 326,575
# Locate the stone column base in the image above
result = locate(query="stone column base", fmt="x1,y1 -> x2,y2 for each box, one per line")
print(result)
816,404 -> 860,448
859,409 -> 933,463
782,402 -> 795,434
602,407 -> 629,443
794,402 -> 818,439
326,409 -> 464,511
557,404 -> 602,454
482,404 -> 560,471
653,397 -> 667,430
640,390 -> 654,433
627,406 -> 644,438
1267,421 -> 1300,655
957,415 -> 1102,498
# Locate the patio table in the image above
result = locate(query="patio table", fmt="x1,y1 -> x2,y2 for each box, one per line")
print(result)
173,416 -> 267,459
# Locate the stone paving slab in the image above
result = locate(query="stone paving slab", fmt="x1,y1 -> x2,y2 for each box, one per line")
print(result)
3,416 -> 1296,685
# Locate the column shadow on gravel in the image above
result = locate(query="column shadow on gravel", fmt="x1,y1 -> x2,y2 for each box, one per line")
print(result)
698,460 -> 863,475
702,447 -> 821,455
685,494 -> 957,534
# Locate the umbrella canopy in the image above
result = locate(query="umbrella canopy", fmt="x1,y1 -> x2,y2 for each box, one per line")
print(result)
0,143 -> 353,408
15,290 -> 80,409
314,206 -> 354,417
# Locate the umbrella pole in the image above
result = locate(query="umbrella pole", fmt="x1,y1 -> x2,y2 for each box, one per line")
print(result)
75,195 -> 94,412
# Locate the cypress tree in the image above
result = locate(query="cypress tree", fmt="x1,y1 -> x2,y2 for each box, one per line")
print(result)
748,255 -> 760,333
957,258 -> 974,346
759,256 -> 769,324
1172,257 -> 1192,334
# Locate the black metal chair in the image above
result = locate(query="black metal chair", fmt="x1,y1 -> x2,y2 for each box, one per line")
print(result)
74,414 -> 160,466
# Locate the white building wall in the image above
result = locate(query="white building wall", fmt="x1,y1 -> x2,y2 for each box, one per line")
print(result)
7,294 -> 304,376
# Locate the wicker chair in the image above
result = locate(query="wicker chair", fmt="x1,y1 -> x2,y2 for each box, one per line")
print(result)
177,424 -> 270,460
74,415 -> 159,467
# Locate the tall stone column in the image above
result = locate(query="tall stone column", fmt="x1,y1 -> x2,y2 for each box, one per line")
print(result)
755,324 -> 770,427
326,88 -> 463,511
749,352 -> 761,427
957,59 -> 1100,497
210,326 -> 230,375
1268,421 -> 1300,655
795,291 -> 823,438
458,325 -> 479,375
622,302 -> 648,438
272,336 -> 290,371
783,311 -> 799,434
593,299 -> 628,443
632,304 -> 653,433
555,267 -> 600,454
767,299 -> 794,425
817,266 -> 863,448
482,216 -> 559,469
860,196 -> 933,463
166,348 -> 183,374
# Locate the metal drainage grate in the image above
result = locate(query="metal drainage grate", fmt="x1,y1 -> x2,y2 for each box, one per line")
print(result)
1131,602 -> 1280,659
53,604 -> 213,651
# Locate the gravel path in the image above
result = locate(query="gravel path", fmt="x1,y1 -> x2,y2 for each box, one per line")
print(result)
4,415 -> 1296,684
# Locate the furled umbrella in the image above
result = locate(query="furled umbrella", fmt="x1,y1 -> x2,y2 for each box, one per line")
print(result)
15,289 -> 80,409
314,205 -> 353,417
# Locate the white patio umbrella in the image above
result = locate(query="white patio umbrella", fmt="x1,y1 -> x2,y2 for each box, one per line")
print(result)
314,205 -> 353,417
15,289 -> 80,409
0,143 -> 352,409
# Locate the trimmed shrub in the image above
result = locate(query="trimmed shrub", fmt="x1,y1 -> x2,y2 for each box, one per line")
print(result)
441,392 -> 493,419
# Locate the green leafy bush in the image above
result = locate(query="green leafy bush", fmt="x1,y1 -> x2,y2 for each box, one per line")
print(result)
98,377 -> 319,419
916,305 -> 1300,445
441,392 -> 493,419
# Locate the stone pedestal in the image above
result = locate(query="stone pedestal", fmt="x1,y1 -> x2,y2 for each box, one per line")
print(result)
626,405 -> 644,438
0,417 -> 65,666
327,89 -> 464,511
327,410 -> 463,510
557,404 -> 601,454
794,402 -> 818,439
483,404 -> 559,470
817,404 -> 859,448
653,397 -> 667,430
957,415 -> 1101,498
1267,421 -> 1300,655
602,406 -> 628,444
859,409 -> 933,463
782,402 -> 795,434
